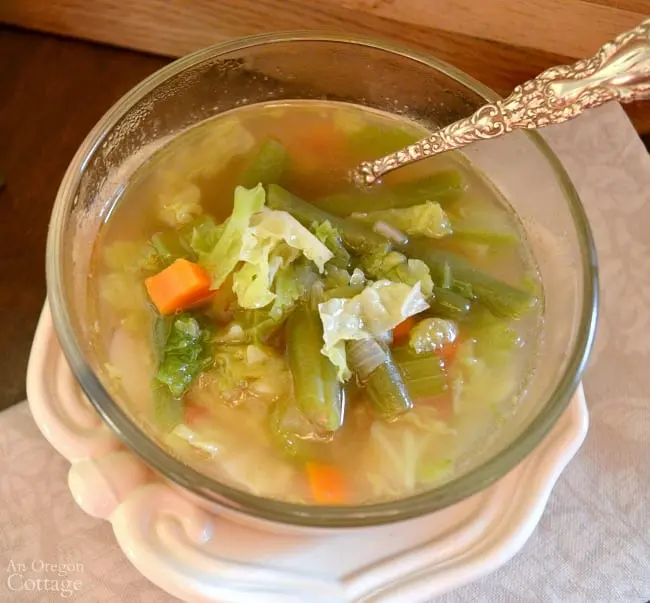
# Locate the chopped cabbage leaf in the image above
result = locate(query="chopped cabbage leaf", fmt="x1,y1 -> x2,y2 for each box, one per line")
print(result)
107,328 -> 156,412
188,215 -> 225,256
153,118 -> 254,226
168,403 -> 296,498
318,280 -> 429,380
231,208 -> 333,309
361,249 -> 434,298
247,210 -> 333,271
448,313 -> 522,417
409,318 -> 458,354
200,344 -> 292,404
187,118 -> 255,180
232,237 -> 277,309
352,201 -> 452,239
99,273 -> 151,333
470,311 -> 521,359
161,117 -> 255,182
157,181 -> 203,228
202,184 -> 266,288
363,407 -> 455,497
102,241 -> 160,273
268,242 -> 301,282
450,337 -> 519,415
172,424 -> 220,455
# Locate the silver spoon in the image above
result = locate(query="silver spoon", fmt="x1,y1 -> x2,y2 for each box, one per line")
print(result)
353,18 -> 650,186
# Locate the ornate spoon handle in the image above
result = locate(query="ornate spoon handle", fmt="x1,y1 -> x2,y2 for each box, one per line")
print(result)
355,18 -> 650,185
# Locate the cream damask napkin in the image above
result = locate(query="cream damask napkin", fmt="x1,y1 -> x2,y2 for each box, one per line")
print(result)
0,102 -> 648,603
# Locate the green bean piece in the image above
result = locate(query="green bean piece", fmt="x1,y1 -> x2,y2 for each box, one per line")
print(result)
239,139 -> 288,188
449,221 -> 520,247
345,122 -> 420,159
364,348 -> 414,420
266,184 -> 391,255
316,170 -> 465,216
286,305 -> 345,432
402,239 -> 535,319
428,286 -> 472,320
392,346 -> 448,399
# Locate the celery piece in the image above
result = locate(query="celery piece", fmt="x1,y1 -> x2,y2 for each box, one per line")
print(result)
392,346 -> 448,399
239,139 -> 288,188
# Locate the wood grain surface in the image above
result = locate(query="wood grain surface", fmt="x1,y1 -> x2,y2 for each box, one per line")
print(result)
0,27 -> 167,409
1,0 -> 649,133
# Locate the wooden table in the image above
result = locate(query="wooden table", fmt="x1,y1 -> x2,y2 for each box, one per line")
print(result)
0,15 -> 648,411
0,27 -> 166,410
2,0 -> 650,133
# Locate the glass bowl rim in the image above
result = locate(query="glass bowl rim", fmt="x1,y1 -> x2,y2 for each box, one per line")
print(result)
46,30 -> 598,528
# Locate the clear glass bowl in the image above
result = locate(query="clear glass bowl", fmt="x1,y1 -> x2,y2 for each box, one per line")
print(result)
47,32 -> 598,527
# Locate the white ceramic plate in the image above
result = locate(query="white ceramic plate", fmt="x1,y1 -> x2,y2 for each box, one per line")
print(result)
27,304 -> 588,603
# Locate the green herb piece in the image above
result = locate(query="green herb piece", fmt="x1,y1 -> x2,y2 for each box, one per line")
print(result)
154,313 -> 214,399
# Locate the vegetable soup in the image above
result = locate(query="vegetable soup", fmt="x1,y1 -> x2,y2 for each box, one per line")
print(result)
90,101 -> 542,505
